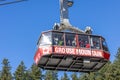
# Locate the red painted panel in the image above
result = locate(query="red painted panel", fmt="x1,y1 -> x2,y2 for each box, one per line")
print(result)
103,51 -> 110,60
34,48 -> 42,65
34,46 -> 52,64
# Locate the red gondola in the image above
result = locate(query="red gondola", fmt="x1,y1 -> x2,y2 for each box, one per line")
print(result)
34,0 -> 110,72
34,30 -> 110,72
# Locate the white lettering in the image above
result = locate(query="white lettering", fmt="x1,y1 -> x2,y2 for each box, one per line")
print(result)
54,47 -> 103,58
55,47 -> 75,54
76,49 -> 91,56
92,51 -> 103,57
55,47 -> 65,53
66,48 -> 75,54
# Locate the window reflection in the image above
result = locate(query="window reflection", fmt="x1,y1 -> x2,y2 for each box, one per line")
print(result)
38,32 -> 52,46
90,36 -> 101,49
101,38 -> 109,51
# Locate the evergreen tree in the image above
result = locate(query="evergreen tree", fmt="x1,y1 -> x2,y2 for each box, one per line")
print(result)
79,73 -> 90,80
25,69 -> 31,80
115,48 -> 120,61
61,72 -> 69,80
30,63 -> 43,80
14,61 -> 27,80
52,71 -> 58,80
44,70 -> 58,80
45,70 -> 58,80
79,61 -> 112,80
97,61 -> 113,80
0,58 -> 12,80
71,72 -> 79,80
111,47 -> 120,80
0,71 -> 1,79
44,70 -> 53,80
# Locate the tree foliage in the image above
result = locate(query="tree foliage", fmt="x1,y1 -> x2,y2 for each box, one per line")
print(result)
30,63 -> 43,80
44,70 -> 58,80
71,72 -> 79,80
61,72 -> 69,80
0,58 -> 12,80
111,47 -> 120,80
14,61 -> 27,80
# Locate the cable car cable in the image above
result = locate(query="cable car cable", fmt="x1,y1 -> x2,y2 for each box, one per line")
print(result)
0,0 -> 27,6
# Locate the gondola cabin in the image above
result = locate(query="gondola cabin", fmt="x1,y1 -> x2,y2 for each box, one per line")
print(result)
34,30 -> 110,72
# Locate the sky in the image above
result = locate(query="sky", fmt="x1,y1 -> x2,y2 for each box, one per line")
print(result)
0,0 -> 120,76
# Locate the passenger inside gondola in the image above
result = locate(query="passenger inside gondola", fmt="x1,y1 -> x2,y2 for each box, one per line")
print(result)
53,33 -> 64,46
79,39 -> 84,47
67,39 -> 72,46
53,36 -> 59,45
72,37 -> 76,46
58,35 -> 64,46
78,35 -> 89,48
52,32 -> 108,51
65,33 -> 76,47
85,41 -> 90,48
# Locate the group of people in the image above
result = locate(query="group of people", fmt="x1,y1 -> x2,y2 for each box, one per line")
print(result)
67,39 -> 91,48
79,40 -> 90,48
53,35 -> 76,46
66,39 -> 100,49
66,37 -> 76,46
53,35 -> 100,49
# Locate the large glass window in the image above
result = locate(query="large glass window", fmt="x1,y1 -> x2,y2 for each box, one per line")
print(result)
101,38 -> 109,51
38,32 -> 52,46
90,36 -> 101,49
65,33 -> 76,46
52,32 -> 64,46
78,35 -> 90,48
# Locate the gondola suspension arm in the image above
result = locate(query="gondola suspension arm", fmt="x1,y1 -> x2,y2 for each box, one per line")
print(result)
53,0 -> 92,34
